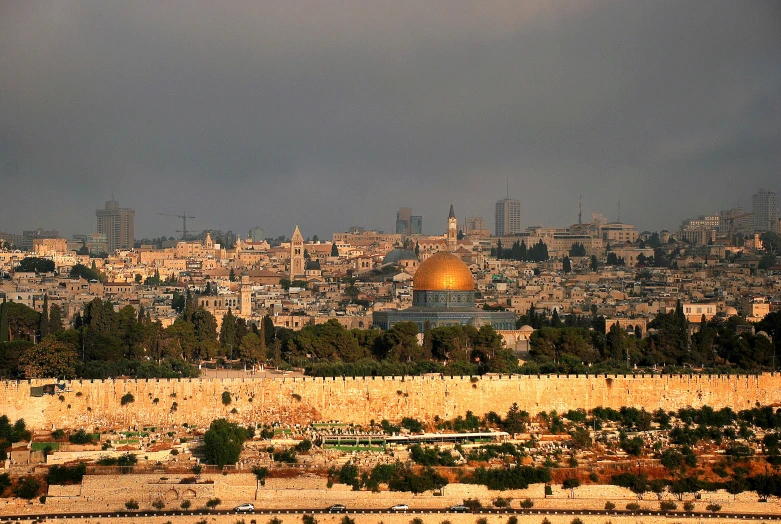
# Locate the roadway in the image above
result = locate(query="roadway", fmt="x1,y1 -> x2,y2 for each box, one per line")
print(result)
1,506 -> 781,521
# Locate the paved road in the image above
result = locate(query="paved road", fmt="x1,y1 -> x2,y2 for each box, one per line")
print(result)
2,507 -> 781,521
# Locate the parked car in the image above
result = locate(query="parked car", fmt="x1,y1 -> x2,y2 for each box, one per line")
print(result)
234,503 -> 255,512
449,505 -> 469,513
390,504 -> 409,512
327,504 -> 347,513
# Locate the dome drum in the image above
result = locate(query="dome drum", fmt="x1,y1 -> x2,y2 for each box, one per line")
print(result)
413,289 -> 474,308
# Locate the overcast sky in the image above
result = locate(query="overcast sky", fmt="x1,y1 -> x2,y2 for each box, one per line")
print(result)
1,1 -> 779,240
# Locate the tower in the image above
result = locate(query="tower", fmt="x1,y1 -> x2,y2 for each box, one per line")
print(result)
447,204 -> 458,251
96,197 -> 135,253
752,188 -> 779,233
290,225 -> 305,279
495,198 -> 521,236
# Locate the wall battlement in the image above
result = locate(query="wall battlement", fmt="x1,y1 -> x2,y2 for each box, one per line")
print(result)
1,374 -> 778,430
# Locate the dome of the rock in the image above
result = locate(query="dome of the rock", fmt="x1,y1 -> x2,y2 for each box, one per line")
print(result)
413,251 -> 474,292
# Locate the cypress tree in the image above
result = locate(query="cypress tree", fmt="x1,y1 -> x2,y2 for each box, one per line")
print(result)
261,315 -> 275,347
0,297 -> 8,342
39,294 -> 49,336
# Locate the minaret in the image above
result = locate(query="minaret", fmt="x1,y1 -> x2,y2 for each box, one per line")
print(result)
447,204 -> 457,252
290,225 -> 305,279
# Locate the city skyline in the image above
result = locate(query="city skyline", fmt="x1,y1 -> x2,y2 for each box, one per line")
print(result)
1,2 -> 779,239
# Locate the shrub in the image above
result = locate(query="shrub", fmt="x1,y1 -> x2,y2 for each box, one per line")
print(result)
411,518 -> 424,524
68,429 -> 95,445
152,499 -> 165,510
571,519 -> 584,524
47,463 -> 87,485
626,503 -> 640,511
13,476 -> 41,499
706,503 -> 721,512
181,500 -> 191,509
476,518 -> 488,524
125,499 -> 139,510
222,391 -> 232,405
463,498 -> 482,509
604,501 -> 615,511
302,515 -> 318,524
492,496 -> 512,508
52,429 -> 66,440
660,501 -> 677,511
120,393 -> 135,406
507,517 -> 518,524
206,497 -> 221,509
268,518 -> 283,524
39,495 -> 46,504
683,501 -> 695,511
520,498 -> 534,509
340,516 -> 355,524
295,439 -> 312,453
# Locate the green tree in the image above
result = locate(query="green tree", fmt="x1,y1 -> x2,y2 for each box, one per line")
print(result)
19,336 -> 78,378
590,255 -> 599,271
220,309 -> 238,354
203,418 -> 249,469
331,243 -> 339,256
39,294 -> 49,336
69,264 -> 101,282
262,315 -> 275,347
16,257 -> 55,273
239,332 -> 266,365
562,256 -> 572,273
562,477 -> 580,498
0,298 -> 8,343
49,304 -> 64,334
759,251 -> 777,270
13,476 -> 41,499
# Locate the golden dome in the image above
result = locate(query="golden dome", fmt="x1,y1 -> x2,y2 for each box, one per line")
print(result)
414,251 -> 474,291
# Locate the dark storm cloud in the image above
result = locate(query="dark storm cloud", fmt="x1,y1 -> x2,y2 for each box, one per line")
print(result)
1,1 -> 779,238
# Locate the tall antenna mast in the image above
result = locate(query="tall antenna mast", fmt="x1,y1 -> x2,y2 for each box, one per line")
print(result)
506,177 -> 509,200
617,201 -> 621,223
578,194 -> 582,226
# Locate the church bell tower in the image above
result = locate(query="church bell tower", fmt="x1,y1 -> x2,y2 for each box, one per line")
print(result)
290,225 -> 305,279
447,204 -> 457,252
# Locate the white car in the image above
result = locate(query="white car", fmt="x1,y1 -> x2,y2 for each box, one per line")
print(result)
234,503 -> 255,512
390,504 -> 409,512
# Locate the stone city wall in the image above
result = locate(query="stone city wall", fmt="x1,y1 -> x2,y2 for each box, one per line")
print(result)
1,373 -> 779,430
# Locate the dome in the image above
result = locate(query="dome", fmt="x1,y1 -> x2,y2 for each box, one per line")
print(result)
382,248 -> 418,265
724,306 -> 738,317
414,251 -> 474,291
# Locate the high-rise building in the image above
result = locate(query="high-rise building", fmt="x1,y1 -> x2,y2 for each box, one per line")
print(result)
395,207 -> 422,235
409,216 -> 423,235
248,227 -> 265,242
752,188 -> 779,233
495,199 -> 522,236
396,207 -> 412,235
96,199 -> 134,253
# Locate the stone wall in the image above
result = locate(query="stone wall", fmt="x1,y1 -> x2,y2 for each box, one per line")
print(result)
1,373 -> 779,430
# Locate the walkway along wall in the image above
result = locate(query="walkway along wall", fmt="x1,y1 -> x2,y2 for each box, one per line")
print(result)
1,374 -> 780,430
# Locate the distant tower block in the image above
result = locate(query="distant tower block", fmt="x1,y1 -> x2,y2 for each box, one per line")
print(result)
290,225 -> 305,279
447,204 -> 458,252
239,275 -> 252,318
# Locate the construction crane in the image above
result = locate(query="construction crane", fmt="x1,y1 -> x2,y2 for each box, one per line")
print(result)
158,211 -> 195,240
728,211 -> 752,240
